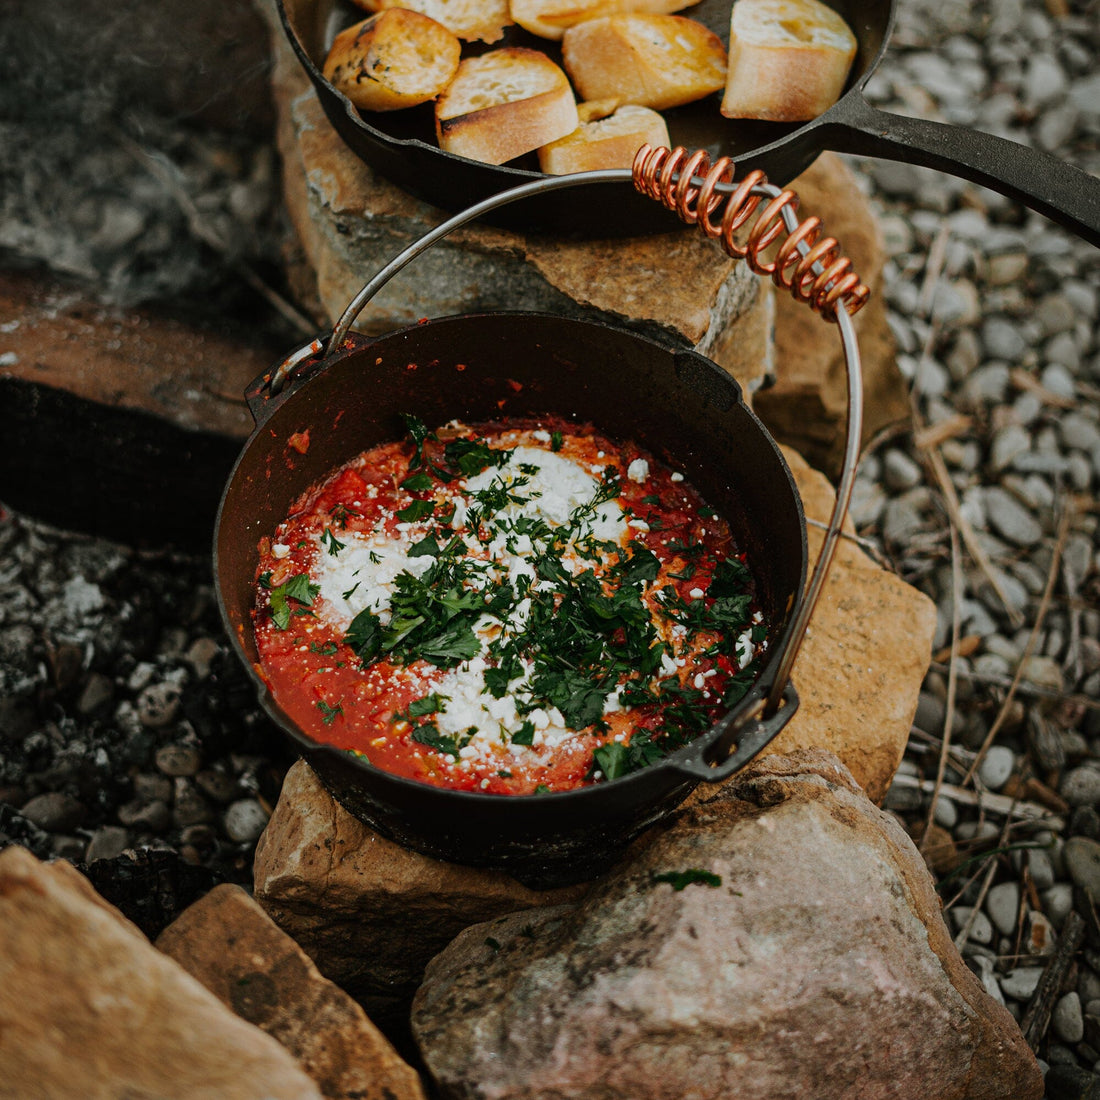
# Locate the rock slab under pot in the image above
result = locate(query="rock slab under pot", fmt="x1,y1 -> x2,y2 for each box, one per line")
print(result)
411,748 -> 1042,1100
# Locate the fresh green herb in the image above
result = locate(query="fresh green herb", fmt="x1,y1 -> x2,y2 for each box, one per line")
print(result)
401,413 -> 435,469
407,693 -> 447,717
411,723 -> 476,757
698,506 -> 717,519
534,784 -> 551,794
258,571 -> 273,589
368,551 -> 382,564
400,472 -> 434,492
652,869 -> 722,891
641,494 -> 660,505
309,641 -> 339,656
344,608 -> 383,662
444,437 -> 510,477
316,700 -> 343,725
321,527 -> 346,556
342,581 -> 360,601
407,535 -> 440,558
328,503 -> 360,528
396,500 -> 434,523
269,573 -> 320,631
550,431 -> 563,452
708,557 -> 751,597
510,720 -> 536,747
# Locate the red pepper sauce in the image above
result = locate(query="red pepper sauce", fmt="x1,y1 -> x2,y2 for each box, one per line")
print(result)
254,418 -> 767,794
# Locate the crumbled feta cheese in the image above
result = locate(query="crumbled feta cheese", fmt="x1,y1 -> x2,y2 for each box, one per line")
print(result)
627,458 -> 649,483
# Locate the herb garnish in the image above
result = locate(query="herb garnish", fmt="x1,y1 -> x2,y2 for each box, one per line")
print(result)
316,700 -> 343,725
321,527 -> 345,556
652,869 -> 723,891
269,573 -> 320,631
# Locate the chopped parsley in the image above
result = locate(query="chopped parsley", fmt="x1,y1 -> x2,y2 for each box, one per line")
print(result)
316,700 -> 343,725
320,527 -> 345,556
268,573 -> 320,631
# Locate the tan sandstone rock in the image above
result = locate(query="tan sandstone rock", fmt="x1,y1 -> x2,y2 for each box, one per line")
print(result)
0,846 -> 322,1100
157,884 -> 426,1100
411,749 -> 1043,1100
253,762 -> 589,1028
765,446 -> 937,804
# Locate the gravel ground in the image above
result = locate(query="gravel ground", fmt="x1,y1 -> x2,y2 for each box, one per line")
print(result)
1,0 -> 1099,1091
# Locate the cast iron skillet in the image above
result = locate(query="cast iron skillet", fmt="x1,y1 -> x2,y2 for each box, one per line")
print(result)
279,0 -> 1100,242
215,311 -> 806,888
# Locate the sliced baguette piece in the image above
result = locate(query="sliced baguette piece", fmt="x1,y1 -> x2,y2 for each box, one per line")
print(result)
435,48 -> 579,165
510,0 -> 699,42
721,0 -> 856,121
562,14 -> 727,111
351,0 -> 513,43
323,10 -> 461,111
538,104 -> 670,174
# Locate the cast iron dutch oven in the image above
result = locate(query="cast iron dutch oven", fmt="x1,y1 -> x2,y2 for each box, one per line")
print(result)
216,310 -> 805,888
279,0 -> 1100,242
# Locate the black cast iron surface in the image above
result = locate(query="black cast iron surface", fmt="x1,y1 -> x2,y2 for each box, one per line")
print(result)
215,312 -> 807,887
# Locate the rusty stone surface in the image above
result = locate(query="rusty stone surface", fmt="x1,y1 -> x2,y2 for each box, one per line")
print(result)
253,761 -> 590,1028
411,749 -> 1043,1100
157,883 -> 427,1100
0,846 -> 322,1100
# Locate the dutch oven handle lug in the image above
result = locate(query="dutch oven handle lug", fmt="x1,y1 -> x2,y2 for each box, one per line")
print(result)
667,681 -> 800,784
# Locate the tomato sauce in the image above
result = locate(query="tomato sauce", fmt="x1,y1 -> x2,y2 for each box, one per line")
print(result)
253,418 -> 767,794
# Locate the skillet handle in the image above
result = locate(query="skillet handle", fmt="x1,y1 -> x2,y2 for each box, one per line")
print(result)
821,95 -> 1100,248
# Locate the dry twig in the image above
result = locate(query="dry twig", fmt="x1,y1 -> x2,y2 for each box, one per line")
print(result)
1021,910 -> 1085,1052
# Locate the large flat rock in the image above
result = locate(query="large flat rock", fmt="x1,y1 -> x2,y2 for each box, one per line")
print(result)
412,749 -> 1042,1100
0,846 -> 322,1100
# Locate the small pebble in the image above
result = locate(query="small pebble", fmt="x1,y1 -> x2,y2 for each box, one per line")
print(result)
1054,992 -> 1085,1045
999,966 -> 1044,1001
223,798 -> 270,844
20,792 -> 86,833
155,742 -> 202,778
1065,837 -> 1100,902
977,745 -> 1015,792
85,825 -> 130,862
985,880 -> 1021,937
1062,767 -> 1100,808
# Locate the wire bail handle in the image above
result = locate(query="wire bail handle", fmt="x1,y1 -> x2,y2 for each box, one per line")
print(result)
268,148 -> 867,737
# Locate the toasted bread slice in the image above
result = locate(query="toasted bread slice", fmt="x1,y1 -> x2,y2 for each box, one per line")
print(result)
510,0 -> 699,41
721,0 -> 856,121
436,48 -> 579,164
323,10 -> 461,111
351,0 -> 513,43
538,104 -> 670,173
562,14 -> 726,111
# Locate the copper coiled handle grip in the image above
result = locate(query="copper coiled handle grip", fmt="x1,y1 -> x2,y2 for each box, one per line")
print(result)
632,144 -> 870,320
